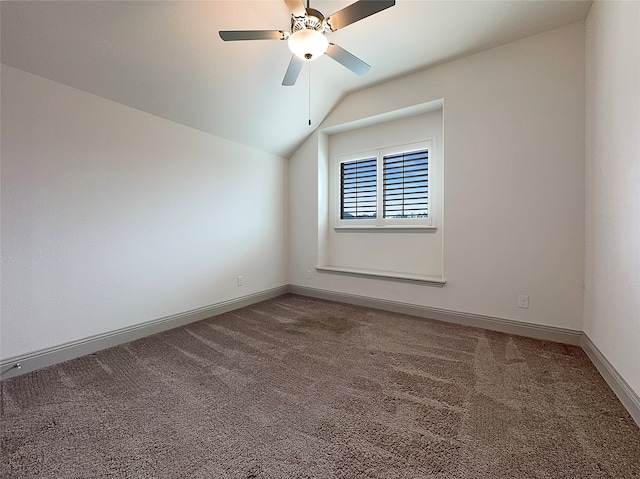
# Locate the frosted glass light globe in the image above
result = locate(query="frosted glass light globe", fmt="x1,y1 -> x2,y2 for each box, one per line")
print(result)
288,29 -> 328,61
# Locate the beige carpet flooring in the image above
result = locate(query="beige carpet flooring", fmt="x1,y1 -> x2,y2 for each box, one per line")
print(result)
1,294 -> 639,478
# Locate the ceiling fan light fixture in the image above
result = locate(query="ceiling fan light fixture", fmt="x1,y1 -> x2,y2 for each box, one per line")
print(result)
288,29 -> 328,61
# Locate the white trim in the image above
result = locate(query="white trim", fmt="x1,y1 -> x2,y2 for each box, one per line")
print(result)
2,284 -> 638,428
289,286 -> 640,426
0,286 -> 288,380
316,265 -> 445,286
320,99 -> 445,135
334,225 -> 437,232
335,140 -> 433,229
289,285 -> 581,345
581,333 -> 640,427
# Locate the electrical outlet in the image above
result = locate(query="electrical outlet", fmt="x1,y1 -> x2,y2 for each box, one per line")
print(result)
237,275 -> 244,286
518,294 -> 529,309
306,270 -> 312,279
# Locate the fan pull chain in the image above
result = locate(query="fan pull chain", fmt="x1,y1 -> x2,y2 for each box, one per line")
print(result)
308,62 -> 312,126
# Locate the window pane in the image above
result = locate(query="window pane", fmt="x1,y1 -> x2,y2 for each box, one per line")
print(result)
341,158 -> 377,219
383,149 -> 429,219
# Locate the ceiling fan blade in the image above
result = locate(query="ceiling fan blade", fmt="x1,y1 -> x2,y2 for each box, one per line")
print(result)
325,43 -> 370,76
326,0 -> 395,31
219,30 -> 287,41
282,55 -> 304,86
284,0 -> 306,17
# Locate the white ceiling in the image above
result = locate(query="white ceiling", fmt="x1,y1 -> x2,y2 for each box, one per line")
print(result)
1,1 -> 592,158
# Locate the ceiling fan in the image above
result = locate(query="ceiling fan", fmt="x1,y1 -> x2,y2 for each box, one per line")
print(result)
219,0 -> 396,86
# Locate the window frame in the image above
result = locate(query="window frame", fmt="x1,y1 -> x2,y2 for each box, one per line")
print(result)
335,140 -> 434,230
337,149 -> 380,227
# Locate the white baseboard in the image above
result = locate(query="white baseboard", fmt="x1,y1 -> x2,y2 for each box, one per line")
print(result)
289,285 -> 582,346
3,284 -> 638,428
581,333 -> 640,427
0,286 -> 288,380
289,285 -> 639,427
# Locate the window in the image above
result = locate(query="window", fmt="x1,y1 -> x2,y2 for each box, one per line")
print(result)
337,141 -> 433,228
341,157 -> 377,219
383,149 -> 429,219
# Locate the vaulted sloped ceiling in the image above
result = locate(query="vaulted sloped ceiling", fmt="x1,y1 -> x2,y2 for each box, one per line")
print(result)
1,1 -> 592,158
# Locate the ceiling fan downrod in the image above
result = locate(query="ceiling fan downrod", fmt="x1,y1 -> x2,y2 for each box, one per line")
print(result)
218,1 -> 396,86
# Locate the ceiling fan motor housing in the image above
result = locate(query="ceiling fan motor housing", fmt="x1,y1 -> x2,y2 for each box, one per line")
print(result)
291,8 -> 325,33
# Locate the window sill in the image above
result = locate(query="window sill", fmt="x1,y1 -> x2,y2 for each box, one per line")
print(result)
334,225 -> 437,232
316,265 -> 446,286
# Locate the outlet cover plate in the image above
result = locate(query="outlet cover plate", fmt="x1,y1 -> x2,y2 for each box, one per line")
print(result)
518,294 -> 529,309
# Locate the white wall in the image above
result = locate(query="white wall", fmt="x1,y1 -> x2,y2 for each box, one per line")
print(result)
289,22 -> 585,330
326,110 -> 444,277
584,2 -> 640,396
1,65 -> 288,361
